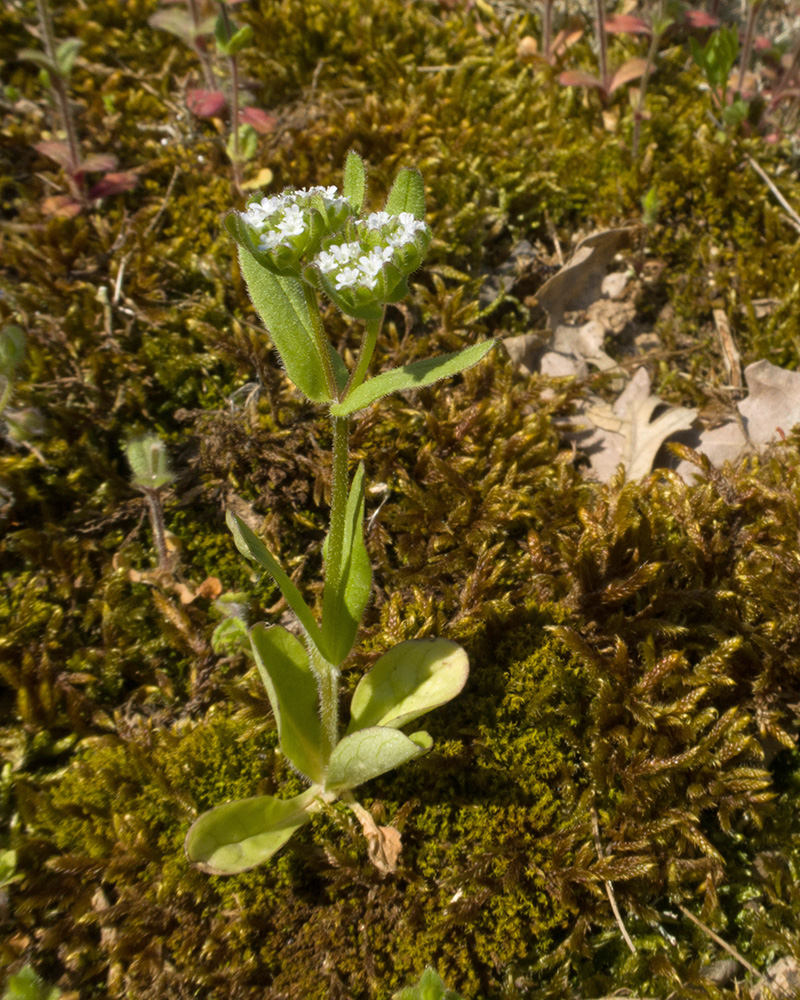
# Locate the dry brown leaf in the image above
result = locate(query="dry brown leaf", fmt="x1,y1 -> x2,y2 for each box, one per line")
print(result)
535,227 -> 636,329
572,368 -> 697,482
347,800 -> 403,874
674,361 -> 800,482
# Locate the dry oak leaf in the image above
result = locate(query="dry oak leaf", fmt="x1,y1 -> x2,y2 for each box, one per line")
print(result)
673,360 -> 800,482
572,367 -> 697,482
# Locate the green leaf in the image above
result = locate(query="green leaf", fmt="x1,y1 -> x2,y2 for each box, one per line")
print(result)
226,511 -> 328,658
384,167 -> 426,220
236,240 -> 333,403
185,788 -> 319,874
325,727 -> 429,791
392,967 -> 464,1000
54,38 -> 83,77
330,340 -> 496,416
2,965 -> 62,1000
0,848 -> 19,889
148,7 -> 215,43
343,150 -> 366,214
328,343 -> 350,392
321,462 -> 372,665
250,624 -> 326,782
0,325 -> 25,376
18,49 -> 58,75
347,638 -> 469,733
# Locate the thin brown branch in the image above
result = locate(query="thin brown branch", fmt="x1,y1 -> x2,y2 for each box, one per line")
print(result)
591,803 -> 637,955
678,904 -> 792,999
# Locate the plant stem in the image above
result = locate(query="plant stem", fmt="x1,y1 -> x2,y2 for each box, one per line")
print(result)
308,642 -> 340,762
325,415 -> 350,603
736,0 -> 763,98
631,26 -> 661,161
218,2 -> 243,193
303,282 -> 338,400
35,0 -> 81,180
344,312 -> 383,399
594,0 -> 608,93
309,413 -> 350,759
229,52 -> 242,192
186,0 -> 217,91
142,487 -> 170,571
542,0 -> 553,63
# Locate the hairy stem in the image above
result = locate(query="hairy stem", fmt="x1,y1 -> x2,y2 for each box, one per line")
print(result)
229,52 -> 242,191
35,0 -> 81,180
308,642 -> 340,763
344,312 -> 383,399
303,283 -> 338,400
143,487 -> 170,571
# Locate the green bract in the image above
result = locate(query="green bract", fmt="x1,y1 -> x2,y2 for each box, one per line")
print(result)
184,152 -> 496,874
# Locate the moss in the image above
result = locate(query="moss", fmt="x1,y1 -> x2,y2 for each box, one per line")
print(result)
2,0 -> 800,996
10,609 -> 574,999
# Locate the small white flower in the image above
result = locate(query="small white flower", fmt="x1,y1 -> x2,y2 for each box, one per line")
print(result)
365,211 -> 391,231
315,250 -> 338,273
258,230 -> 286,251
335,266 -> 362,290
358,248 -> 388,282
278,204 -> 305,237
329,242 -> 359,265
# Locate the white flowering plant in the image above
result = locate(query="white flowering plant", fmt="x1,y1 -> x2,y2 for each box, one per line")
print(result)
184,152 -> 495,875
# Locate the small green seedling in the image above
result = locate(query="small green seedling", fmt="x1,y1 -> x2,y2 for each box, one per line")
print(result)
393,967 -> 463,1000
184,152 -> 495,874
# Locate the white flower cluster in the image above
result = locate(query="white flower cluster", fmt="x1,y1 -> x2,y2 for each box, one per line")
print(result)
313,211 -> 428,292
240,186 -> 347,252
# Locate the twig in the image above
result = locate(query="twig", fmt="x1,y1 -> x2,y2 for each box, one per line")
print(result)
712,307 -> 743,394
678,904 -> 792,998
704,110 -> 800,234
591,804 -> 637,955
745,153 -> 800,233
113,165 -> 181,306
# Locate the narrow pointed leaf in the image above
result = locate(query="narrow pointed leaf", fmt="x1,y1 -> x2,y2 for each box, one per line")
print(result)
347,638 -> 469,733
322,462 -> 372,665
250,624 -> 326,782
237,244 -> 333,403
226,511 -> 328,657
185,788 -> 319,874
328,343 -> 350,393
325,727 -> 428,791
330,340 -> 496,416
343,150 -> 366,214
384,167 -> 426,219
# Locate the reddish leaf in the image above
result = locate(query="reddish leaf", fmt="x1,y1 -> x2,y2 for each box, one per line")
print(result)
41,194 -> 82,217
186,88 -> 227,117
559,69 -> 603,89
239,107 -> 277,134
684,9 -> 719,28
88,171 -> 139,200
34,141 -> 74,170
80,153 -> 117,173
604,14 -> 650,35
608,57 -> 648,94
